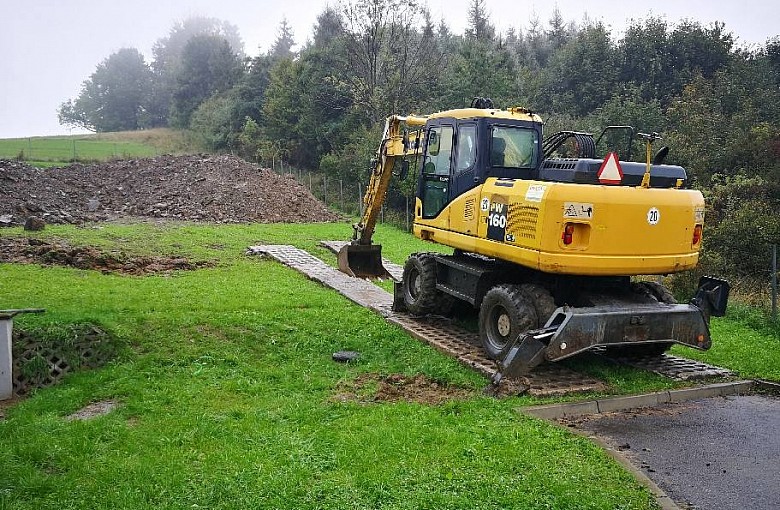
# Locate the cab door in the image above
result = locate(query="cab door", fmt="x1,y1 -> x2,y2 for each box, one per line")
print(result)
418,124 -> 454,220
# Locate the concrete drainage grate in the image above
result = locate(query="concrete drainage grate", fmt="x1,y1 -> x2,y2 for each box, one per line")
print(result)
595,350 -> 733,381
249,244 -> 606,396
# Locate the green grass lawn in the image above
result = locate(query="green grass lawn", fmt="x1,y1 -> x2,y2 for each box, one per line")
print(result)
1,221 -> 776,509
0,129 -> 197,167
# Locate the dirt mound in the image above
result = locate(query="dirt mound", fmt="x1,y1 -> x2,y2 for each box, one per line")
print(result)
0,237 -> 214,275
333,373 -> 474,405
0,155 -> 340,225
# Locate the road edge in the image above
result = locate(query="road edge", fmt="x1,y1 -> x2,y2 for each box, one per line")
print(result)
520,380 -> 754,419
517,380 -> 758,510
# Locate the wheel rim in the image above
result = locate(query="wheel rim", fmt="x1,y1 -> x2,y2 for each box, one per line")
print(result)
486,304 -> 512,350
496,312 -> 511,337
408,268 -> 421,299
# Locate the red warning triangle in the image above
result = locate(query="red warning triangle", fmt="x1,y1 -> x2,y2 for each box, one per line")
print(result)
597,152 -> 624,184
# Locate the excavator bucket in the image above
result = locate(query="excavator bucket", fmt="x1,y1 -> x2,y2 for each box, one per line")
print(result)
337,244 -> 392,279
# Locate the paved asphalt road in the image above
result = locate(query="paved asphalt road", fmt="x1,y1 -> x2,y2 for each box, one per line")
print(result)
576,395 -> 780,510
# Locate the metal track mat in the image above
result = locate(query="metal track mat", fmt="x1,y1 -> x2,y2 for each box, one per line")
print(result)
595,350 -> 732,380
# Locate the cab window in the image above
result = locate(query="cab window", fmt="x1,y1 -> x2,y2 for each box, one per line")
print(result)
490,126 -> 538,169
423,126 -> 453,176
420,125 -> 454,218
455,124 -> 477,173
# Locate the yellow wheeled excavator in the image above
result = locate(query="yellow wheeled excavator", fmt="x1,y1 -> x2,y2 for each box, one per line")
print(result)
338,98 -> 729,379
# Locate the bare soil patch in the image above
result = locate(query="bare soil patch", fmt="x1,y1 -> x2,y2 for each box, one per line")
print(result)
0,155 -> 340,226
557,401 -> 703,429
0,237 -> 214,275
333,373 -> 475,405
65,400 -> 120,421
0,396 -> 23,420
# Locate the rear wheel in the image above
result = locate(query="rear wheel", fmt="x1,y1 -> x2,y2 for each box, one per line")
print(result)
479,284 -> 538,359
402,253 -> 454,315
519,283 -> 557,327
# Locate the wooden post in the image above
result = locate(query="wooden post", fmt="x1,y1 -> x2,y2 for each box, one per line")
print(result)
340,180 -> 344,211
406,196 -> 410,232
772,243 -> 777,321
358,183 -> 363,216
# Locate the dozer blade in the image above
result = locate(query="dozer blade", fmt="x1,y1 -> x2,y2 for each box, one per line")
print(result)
337,244 -> 392,279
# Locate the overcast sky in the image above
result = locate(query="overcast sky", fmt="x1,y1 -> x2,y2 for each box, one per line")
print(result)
1,0 -> 778,139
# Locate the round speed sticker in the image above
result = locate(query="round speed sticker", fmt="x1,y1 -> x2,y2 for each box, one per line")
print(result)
647,207 -> 660,225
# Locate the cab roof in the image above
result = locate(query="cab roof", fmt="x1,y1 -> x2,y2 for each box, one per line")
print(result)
426,107 -> 543,124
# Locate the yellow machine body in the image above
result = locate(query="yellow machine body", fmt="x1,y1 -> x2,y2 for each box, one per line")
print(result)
413,179 -> 704,276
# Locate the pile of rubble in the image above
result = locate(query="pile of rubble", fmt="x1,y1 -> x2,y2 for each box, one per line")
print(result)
0,155 -> 340,226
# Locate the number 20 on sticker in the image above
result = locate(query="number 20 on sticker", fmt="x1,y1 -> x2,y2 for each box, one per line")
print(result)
647,207 -> 660,225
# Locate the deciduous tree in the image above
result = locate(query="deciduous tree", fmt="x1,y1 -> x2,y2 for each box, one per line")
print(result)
58,48 -> 153,132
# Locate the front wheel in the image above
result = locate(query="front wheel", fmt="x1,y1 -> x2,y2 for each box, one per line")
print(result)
479,284 -> 538,359
402,253 -> 454,315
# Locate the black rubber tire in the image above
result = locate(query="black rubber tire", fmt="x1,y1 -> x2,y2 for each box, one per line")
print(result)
519,283 -> 557,327
478,284 -> 538,360
633,281 -> 677,304
608,281 -> 677,358
402,253 -> 454,315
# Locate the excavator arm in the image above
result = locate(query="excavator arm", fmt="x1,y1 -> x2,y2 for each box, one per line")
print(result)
338,114 -> 426,278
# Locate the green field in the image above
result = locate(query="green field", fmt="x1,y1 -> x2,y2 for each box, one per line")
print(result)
0,129 -> 197,167
1,222 -> 777,509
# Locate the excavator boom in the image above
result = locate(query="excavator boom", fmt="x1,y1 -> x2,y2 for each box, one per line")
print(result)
338,115 -> 426,279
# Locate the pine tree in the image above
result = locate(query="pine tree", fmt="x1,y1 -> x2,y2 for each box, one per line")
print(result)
465,0 -> 494,42
270,18 -> 296,60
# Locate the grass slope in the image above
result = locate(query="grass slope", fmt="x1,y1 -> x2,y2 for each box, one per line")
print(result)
1,221 -> 775,509
0,222 -> 655,509
0,129 -> 198,167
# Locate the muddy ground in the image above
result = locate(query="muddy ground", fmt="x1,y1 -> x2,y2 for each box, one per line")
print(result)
333,373 -> 476,405
0,155 -> 340,226
0,237 -> 214,275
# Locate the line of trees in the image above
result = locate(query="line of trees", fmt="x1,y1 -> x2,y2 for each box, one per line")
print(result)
59,0 -> 780,284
